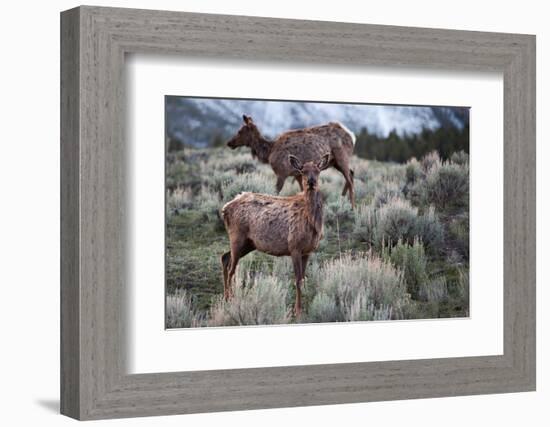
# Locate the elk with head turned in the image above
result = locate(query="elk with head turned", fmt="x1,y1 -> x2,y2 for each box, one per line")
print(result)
220,153 -> 331,317
227,115 -> 356,208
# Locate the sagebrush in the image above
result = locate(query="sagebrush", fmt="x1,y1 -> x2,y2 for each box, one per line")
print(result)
166,148 -> 469,327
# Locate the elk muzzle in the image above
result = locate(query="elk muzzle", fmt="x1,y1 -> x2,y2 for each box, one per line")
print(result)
226,137 -> 237,149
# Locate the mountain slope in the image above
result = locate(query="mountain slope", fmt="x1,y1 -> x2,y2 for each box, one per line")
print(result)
166,97 -> 468,147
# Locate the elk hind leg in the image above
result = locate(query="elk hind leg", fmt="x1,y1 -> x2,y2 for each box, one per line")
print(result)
221,251 -> 232,300
333,161 -> 354,205
333,154 -> 355,208
341,169 -> 355,196
227,238 -> 255,295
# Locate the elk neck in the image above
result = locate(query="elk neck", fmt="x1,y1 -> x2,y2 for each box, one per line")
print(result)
249,132 -> 272,164
304,188 -> 323,234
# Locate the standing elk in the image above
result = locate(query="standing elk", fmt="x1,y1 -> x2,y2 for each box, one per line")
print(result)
227,115 -> 356,208
221,153 -> 331,317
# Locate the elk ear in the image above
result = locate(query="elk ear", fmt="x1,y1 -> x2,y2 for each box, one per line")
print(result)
289,155 -> 303,172
318,153 -> 331,171
243,115 -> 253,126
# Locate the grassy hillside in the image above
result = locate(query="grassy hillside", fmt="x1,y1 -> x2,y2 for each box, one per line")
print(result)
165,147 -> 469,328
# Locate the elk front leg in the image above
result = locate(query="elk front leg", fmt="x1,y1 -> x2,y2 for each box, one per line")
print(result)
275,176 -> 286,193
301,254 -> 310,279
291,252 -> 304,318
294,176 -> 304,191
221,251 -> 232,300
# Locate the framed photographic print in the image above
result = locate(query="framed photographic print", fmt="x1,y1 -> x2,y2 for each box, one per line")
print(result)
61,6 -> 536,420
164,96 -> 470,329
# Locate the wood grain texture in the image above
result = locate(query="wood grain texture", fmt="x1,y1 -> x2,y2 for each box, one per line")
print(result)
60,7 -> 80,419
60,6 -> 536,420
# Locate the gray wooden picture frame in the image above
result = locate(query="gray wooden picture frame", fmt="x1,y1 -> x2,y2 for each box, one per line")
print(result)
60,5 -> 536,420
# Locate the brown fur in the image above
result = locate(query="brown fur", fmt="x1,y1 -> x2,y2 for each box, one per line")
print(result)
220,154 -> 330,317
227,115 -> 356,208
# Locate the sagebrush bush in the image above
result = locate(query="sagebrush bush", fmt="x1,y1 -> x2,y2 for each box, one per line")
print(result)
448,213 -> 469,259
349,157 -> 370,182
166,289 -> 203,328
372,182 -> 403,208
418,276 -> 449,303
414,206 -> 444,252
193,185 -> 221,222
386,239 -> 428,299
349,297 -> 393,322
353,198 -> 443,253
382,163 -> 406,184
202,170 -> 234,194
352,178 -> 370,201
279,179 -> 301,197
208,271 -> 291,326
455,267 -> 470,311
167,187 -> 193,217
450,150 -> 469,166
421,150 -> 442,172
204,151 -> 257,174
165,150 -> 207,189
375,197 -> 420,245
352,203 -> 376,243
307,292 -> 342,323
220,171 -> 275,202
405,157 -> 422,185
307,252 -> 408,322
324,196 -> 353,227
423,162 -> 469,211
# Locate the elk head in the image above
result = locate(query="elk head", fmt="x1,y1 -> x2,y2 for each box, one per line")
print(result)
289,153 -> 331,191
227,115 -> 261,149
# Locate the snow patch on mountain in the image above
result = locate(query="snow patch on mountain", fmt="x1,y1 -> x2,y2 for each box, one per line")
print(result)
166,97 -> 467,147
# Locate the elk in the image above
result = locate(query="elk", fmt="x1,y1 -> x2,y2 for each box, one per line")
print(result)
227,115 -> 356,208
221,153 -> 331,317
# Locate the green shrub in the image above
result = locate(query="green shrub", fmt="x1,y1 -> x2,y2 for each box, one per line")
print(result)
208,272 -> 291,326
307,252 -> 409,323
414,206 -> 444,252
387,239 -> 428,299
375,197 -> 420,245
349,295 -> 393,322
324,196 -> 353,227
405,151 -> 469,212
353,198 -> 443,253
220,172 -> 275,202
421,150 -> 442,172
307,292 -> 342,323
418,276 -> 449,303
448,213 -> 469,259
372,182 -> 403,208
405,157 -> 422,185
166,187 -> 193,218
166,161 -> 201,190
455,268 -> 470,314
166,290 -> 204,328
450,150 -> 469,166
205,152 -> 257,174
352,203 -> 376,244
423,162 -> 469,211
195,185 -> 221,222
